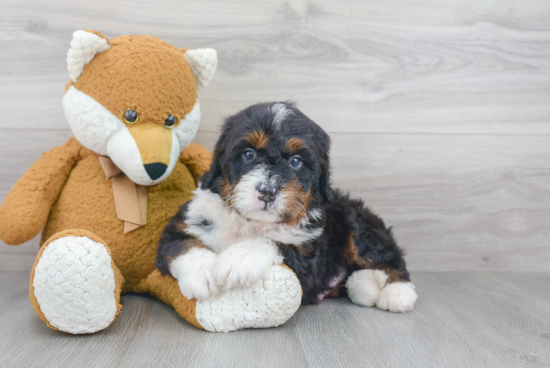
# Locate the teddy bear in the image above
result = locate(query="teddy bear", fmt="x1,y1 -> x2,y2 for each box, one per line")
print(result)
0,30 -> 302,334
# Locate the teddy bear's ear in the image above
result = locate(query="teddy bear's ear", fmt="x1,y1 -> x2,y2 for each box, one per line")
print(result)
67,30 -> 110,83
184,48 -> 218,90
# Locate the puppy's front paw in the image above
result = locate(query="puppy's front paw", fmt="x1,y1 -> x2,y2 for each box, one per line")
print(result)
170,248 -> 219,300
214,238 -> 282,289
376,282 -> 418,313
178,267 -> 218,301
214,248 -> 268,289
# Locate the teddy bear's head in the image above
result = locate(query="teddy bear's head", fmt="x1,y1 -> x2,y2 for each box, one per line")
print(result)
62,30 -> 217,185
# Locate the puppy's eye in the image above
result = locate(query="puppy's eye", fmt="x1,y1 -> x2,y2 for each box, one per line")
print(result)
165,115 -> 177,128
124,109 -> 139,124
243,149 -> 256,161
289,156 -> 302,168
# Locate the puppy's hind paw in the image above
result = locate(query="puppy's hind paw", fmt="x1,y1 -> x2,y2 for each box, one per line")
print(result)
376,282 -> 418,313
346,269 -> 389,307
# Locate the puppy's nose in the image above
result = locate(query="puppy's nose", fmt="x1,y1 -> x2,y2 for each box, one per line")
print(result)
257,183 -> 278,204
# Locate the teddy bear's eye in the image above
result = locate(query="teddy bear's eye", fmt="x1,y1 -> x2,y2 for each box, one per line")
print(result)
165,115 -> 177,128
124,109 -> 139,124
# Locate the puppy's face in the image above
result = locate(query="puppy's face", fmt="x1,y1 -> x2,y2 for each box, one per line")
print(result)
202,102 -> 332,225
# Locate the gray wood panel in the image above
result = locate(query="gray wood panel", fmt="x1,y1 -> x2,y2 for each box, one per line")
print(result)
0,271 -> 549,367
1,0 -> 550,272
2,130 -> 549,272
2,0 -> 550,134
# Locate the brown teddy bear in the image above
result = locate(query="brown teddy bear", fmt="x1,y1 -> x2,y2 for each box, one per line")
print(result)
0,30 -> 301,334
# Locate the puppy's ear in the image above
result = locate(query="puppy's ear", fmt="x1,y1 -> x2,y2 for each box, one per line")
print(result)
200,162 -> 221,192
318,153 -> 333,204
199,133 -> 227,193
199,146 -> 224,193
314,124 -> 332,204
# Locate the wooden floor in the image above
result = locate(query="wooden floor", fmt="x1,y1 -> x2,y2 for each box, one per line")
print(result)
0,271 -> 548,368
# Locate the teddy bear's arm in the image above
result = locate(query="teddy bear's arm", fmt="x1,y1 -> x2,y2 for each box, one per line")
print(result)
0,138 -> 86,245
179,143 -> 213,185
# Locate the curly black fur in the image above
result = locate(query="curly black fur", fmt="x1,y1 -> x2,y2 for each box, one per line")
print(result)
281,189 -> 410,304
157,102 -> 411,305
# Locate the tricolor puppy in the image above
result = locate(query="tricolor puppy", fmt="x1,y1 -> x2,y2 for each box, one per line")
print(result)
156,102 -> 418,312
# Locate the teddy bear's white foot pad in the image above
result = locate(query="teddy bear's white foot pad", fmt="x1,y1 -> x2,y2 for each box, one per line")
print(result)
32,236 -> 117,334
195,265 -> 301,332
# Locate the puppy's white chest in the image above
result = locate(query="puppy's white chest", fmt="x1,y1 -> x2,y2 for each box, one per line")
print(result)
184,188 -> 321,253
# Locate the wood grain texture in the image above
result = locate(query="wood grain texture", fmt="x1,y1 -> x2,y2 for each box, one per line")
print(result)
0,271 -> 549,367
5,129 -> 548,272
1,0 -> 550,134
1,0 -> 550,272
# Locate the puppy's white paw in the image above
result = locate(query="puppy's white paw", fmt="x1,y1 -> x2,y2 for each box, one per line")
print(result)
170,248 -> 219,300
376,282 -> 418,313
214,238 -> 282,289
346,269 -> 388,307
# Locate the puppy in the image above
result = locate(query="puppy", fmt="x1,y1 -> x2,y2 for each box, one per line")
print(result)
156,102 -> 418,312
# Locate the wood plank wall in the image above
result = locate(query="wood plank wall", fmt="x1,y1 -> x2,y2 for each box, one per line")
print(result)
1,0 -> 549,271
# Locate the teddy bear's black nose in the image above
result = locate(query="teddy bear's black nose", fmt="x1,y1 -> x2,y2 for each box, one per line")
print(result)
144,163 -> 167,181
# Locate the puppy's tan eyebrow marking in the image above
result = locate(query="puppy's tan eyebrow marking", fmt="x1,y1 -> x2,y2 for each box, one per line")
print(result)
245,130 -> 269,149
285,137 -> 309,154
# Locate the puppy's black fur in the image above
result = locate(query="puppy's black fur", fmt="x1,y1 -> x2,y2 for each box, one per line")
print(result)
157,102 -> 411,305
280,189 -> 409,304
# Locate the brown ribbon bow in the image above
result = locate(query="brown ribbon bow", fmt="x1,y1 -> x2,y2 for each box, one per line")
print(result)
98,157 -> 147,234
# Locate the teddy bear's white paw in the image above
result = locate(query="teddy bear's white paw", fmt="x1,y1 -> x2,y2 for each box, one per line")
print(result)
196,265 -> 302,332
170,248 -> 219,300
376,282 -> 418,313
213,238 -> 282,290
346,269 -> 389,307
32,235 -> 118,334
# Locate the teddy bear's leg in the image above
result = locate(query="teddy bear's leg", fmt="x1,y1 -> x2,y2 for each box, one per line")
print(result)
137,264 -> 302,332
29,229 -> 124,334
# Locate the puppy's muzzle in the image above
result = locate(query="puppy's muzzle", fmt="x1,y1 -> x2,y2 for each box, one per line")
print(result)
257,183 -> 278,204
